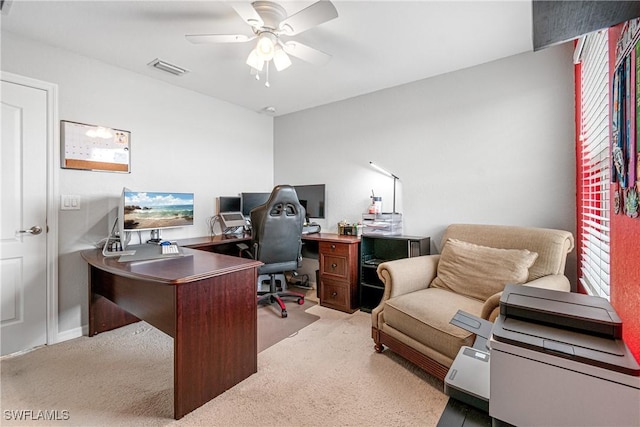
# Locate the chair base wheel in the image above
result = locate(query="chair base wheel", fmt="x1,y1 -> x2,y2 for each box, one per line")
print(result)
257,275 -> 306,318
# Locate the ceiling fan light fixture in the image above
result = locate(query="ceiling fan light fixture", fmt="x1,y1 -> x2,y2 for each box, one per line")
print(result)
256,33 -> 275,61
273,46 -> 292,71
188,0 -> 339,87
246,48 -> 265,71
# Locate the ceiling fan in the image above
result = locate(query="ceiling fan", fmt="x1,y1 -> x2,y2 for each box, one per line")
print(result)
186,1 -> 338,87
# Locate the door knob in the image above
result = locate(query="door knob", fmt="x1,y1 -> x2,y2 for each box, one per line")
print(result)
18,226 -> 43,235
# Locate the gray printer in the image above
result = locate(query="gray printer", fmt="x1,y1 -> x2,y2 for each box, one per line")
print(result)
489,285 -> 640,426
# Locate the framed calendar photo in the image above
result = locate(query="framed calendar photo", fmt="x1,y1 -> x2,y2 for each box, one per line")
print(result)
60,120 -> 131,173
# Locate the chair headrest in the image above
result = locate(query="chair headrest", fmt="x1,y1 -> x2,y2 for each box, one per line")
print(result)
265,185 -> 300,207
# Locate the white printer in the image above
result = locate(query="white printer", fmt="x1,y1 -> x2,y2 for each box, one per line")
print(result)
489,285 -> 640,426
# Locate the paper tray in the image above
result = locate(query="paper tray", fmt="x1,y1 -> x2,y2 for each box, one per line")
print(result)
492,315 -> 640,376
499,284 -> 623,339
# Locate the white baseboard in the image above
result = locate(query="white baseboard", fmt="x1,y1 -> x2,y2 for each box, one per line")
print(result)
54,325 -> 87,344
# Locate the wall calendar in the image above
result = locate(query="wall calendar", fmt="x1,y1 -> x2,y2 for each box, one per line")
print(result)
60,120 -> 131,173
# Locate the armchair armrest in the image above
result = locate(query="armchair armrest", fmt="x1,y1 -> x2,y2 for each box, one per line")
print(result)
523,274 -> 571,292
376,254 -> 440,299
480,274 -> 571,322
372,255 -> 440,328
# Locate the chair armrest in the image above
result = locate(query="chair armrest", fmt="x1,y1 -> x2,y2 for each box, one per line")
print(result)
524,274 -> 571,292
376,254 -> 440,299
372,255 -> 440,328
480,292 -> 503,322
237,242 -> 256,259
480,274 -> 571,322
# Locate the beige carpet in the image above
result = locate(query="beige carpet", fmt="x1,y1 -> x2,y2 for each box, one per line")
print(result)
0,304 -> 447,426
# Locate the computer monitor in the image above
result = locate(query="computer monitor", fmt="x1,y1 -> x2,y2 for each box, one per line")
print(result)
120,189 -> 194,244
241,192 -> 271,217
293,184 -> 325,221
218,196 -> 241,214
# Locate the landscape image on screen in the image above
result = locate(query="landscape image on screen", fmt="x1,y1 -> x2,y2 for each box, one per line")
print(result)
123,191 -> 194,230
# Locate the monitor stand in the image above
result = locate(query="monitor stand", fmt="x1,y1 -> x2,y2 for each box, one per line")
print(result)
147,229 -> 162,244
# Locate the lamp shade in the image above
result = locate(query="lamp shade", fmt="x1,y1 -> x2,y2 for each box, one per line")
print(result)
370,161 -> 400,213
256,34 -> 275,61
273,46 -> 292,71
246,48 -> 265,71
369,161 -> 399,179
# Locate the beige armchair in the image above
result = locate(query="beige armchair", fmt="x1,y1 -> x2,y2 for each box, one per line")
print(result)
371,224 -> 574,381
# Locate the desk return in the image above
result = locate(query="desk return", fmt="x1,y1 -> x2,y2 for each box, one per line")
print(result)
82,247 -> 262,419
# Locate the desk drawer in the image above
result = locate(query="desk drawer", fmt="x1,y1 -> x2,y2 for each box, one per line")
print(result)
320,278 -> 350,311
321,254 -> 348,278
319,241 -> 350,256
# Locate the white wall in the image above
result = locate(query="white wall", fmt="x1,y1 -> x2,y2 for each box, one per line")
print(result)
2,32 -> 274,337
1,31 -> 577,338
275,44 -> 577,284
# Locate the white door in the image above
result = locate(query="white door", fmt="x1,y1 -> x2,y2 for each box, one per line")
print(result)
1,79 -> 49,356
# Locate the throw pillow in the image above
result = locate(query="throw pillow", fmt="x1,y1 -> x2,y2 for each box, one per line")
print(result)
430,238 -> 538,301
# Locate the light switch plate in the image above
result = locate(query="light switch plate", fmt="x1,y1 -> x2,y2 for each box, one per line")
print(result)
61,195 -> 81,210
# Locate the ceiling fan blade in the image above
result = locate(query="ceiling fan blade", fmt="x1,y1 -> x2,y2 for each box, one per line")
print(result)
283,41 -> 331,66
186,34 -> 254,44
278,1 -> 338,35
231,2 -> 264,28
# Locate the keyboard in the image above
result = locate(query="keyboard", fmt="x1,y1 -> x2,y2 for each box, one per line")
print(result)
302,223 -> 321,234
161,244 -> 180,255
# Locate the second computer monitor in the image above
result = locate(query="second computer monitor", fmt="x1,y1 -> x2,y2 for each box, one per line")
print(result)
294,184 -> 325,220
218,196 -> 241,214
241,192 -> 271,217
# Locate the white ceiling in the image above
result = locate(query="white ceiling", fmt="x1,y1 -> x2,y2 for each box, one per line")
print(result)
1,0 -> 533,116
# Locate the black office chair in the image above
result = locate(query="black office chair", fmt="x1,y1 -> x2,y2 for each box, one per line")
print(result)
248,185 -> 306,318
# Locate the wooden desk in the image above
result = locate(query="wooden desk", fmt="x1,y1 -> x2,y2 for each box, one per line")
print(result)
178,232 -> 359,251
181,233 -> 362,313
82,247 -> 262,419
178,233 -> 251,255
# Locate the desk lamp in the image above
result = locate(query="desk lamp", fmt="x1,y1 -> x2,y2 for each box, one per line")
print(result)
369,161 -> 399,214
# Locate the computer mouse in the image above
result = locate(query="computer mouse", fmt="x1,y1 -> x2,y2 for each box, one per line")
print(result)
160,241 -> 171,246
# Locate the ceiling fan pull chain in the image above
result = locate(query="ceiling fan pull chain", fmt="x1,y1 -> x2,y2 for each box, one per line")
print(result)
265,61 -> 271,88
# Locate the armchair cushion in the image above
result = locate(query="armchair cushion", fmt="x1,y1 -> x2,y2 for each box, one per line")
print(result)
384,288 -> 484,361
430,238 -> 539,301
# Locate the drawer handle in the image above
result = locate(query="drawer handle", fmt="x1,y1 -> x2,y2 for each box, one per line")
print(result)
331,291 -> 337,297
330,244 -> 336,250
331,263 -> 337,269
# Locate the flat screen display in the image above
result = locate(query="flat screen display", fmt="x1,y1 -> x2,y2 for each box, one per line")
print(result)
241,192 -> 271,216
218,196 -> 241,213
294,184 -> 325,219
122,191 -> 194,230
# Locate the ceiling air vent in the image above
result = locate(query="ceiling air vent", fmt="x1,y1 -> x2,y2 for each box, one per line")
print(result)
147,58 -> 189,76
